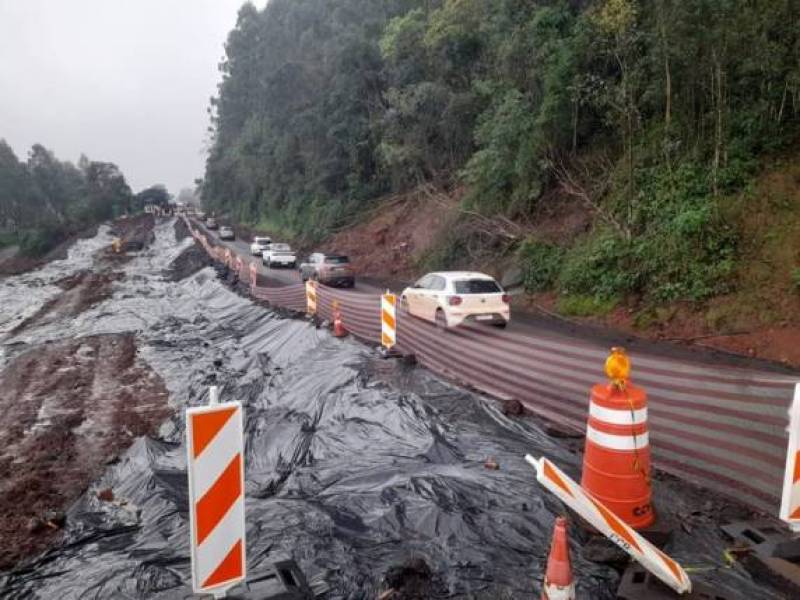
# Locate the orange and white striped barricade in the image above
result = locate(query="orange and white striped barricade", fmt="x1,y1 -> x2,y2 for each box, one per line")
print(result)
780,383 -> 800,531
225,248 -> 233,268
186,386 -> 246,597
525,455 -> 691,595
249,262 -> 258,289
381,292 -> 397,350
305,280 -> 317,315
234,256 -> 244,278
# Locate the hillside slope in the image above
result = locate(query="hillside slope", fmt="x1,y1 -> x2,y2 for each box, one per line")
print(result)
319,153 -> 800,366
202,0 -> 800,363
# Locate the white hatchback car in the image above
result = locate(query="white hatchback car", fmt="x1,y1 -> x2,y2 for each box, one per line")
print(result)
400,271 -> 510,329
250,236 -> 272,255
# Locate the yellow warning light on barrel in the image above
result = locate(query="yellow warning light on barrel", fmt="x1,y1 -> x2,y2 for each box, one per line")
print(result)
605,347 -> 630,388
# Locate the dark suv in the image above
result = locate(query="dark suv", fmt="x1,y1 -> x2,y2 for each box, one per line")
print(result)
299,253 -> 355,288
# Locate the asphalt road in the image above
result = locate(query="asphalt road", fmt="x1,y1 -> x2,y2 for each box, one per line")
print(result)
196,220 -> 798,374
201,223 -> 386,295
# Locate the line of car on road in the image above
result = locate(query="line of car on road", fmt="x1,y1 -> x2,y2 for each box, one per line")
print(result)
203,217 -> 511,329
250,235 -> 509,327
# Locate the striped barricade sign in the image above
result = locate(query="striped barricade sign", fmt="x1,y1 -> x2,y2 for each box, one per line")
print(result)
249,262 -> 257,288
780,383 -> 800,531
225,248 -> 233,268
305,280 -> 317,315
187,399 -> 246,595
525,455 -> 691,595
381,292 -> 396,349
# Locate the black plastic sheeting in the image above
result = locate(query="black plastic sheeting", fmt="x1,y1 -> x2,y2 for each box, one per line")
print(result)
0,221 -> 790,599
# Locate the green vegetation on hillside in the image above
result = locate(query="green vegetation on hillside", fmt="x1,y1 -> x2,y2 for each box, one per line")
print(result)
203,0 -> 800,308
0,141 -> 137,257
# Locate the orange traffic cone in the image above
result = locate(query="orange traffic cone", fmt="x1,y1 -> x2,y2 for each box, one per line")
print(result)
541,517 -> 575,600
332,302 -> 347,338
581,348 -> 654,529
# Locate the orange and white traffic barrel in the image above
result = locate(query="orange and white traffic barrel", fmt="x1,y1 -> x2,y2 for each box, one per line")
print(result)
581,348 -> 654,530
186,386 -> 246,596
225,248 -> 233,268
305,280 -> 317,315
780,383 -> 800,531
540,517 -> 575,600
249,262 -> 257,289
381,292 -> 396,349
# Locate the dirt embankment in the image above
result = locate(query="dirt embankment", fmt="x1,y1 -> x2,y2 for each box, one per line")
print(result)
99,213 -> 158,267
12,270 -> 124,334
0,334 -> 171,569
173,216 -> 191,241
164,244 -> 214,281
162,217 -> 215,281
107,213 -> 156,252
317,172 -> 800,368
322,189 -> 461,280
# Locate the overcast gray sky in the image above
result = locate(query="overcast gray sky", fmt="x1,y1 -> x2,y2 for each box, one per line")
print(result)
0,0 -> 264,194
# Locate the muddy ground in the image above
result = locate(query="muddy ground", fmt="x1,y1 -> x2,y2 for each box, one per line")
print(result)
0,333 -> 171,569
11,270 -> 124,333
0,226 -> 99,277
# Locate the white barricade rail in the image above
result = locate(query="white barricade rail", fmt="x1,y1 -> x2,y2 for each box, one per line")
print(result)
780,384 -> 800,531
187,394 -> 246,597
525,455 -> 691,595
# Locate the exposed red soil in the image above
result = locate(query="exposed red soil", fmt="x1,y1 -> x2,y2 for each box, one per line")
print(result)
12,270 -> 124,333
0,334 -> 171,568
322,189 -> 461,280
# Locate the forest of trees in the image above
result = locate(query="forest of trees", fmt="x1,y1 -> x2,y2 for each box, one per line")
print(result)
203,0 -> 800,305
0,141 -> 135,256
